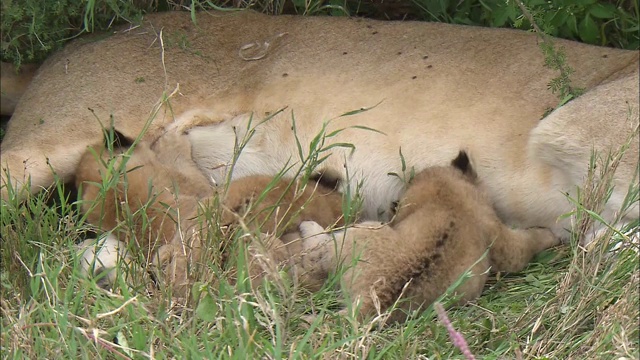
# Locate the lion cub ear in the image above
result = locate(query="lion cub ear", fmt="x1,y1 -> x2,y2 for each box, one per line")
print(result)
102,128 -> 134,150
451,150 -> 477,181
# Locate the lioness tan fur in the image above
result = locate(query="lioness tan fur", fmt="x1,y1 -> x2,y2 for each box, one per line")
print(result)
294,152 -> 560,322
1,10 -> 638,242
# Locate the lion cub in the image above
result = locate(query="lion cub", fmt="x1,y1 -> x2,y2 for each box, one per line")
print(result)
157,174 -> 347,295
75,132 -> 347,293
297,151 -> 560,322
75,134 -> 210,254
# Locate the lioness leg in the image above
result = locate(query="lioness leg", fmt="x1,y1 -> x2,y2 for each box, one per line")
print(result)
528,72 -> 639,243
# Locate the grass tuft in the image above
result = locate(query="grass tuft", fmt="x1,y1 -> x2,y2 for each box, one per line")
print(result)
1,114 -> 638,359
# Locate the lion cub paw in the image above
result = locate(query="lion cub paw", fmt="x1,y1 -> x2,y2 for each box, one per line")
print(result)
531,227 -> 561,248
76,233 -> 130,290
299,221 -> 336,260
299,221 -> 328,244
152,244 -> 191,297
296,221 -> 337,286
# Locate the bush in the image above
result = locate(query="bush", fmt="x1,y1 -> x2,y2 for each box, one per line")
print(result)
411,0 -> 639,49
1,0 -> 145,66
1,0 -> 638,67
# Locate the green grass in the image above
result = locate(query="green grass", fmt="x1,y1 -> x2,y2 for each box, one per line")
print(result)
1,190 -> 637,358
1,119 -> 638,359
1,3 -> 638,358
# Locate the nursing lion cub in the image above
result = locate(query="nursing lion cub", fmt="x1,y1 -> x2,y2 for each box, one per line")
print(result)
153,171 -> 348,295
75,132 -> 211,256
75,134 -> 346,291
2,10 -> 638,244
295,151 -> 560,322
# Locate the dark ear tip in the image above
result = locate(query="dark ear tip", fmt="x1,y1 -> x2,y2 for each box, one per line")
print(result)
451,150 -> 470,172
103,128 -> 134,150
309,170 -> 342,191
391,200 -> 399,215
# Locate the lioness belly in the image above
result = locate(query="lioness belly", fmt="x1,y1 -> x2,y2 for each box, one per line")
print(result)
1,10 -> 637,239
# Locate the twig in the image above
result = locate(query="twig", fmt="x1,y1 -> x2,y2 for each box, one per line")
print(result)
96,296 -> 138,319
514,0 -> 576,96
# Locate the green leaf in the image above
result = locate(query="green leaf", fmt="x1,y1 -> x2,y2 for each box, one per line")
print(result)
556,93 -> 575,108
195,293 -> 217,322
578,15 -> 599,44
621,25 -> 640,33
566,14 -> 579,35
549,9 -> 569,28
337,100 -> 383,117
190,1 -> 197,24
319,142 -> 355,152
349,125 -> 386,135
527,0 -> 546,7
116,331 -> 134,357
491,4 -> 510,27
588,3 -> 616,19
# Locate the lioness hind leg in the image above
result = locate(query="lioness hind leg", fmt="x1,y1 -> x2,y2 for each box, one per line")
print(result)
528,72 -> 639,244
489,226 -> 560,273
1,62 -> 38,116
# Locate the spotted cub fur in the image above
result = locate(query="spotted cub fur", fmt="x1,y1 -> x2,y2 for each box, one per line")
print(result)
296,151 -> 560,322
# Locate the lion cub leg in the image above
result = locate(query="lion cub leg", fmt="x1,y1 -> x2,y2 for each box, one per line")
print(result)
296,221 -> 343,287
488,225 -> 560,273
298,221 -> 405,318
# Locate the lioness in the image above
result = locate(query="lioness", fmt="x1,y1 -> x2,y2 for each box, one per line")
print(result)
295,151 -> 560,322
1,10 -> 638,242
0,62 -> 38,116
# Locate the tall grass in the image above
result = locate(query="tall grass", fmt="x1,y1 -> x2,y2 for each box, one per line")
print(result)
2,108 -> 638,359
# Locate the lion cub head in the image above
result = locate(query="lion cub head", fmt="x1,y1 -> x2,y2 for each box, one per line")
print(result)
392,150 -> 480,224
